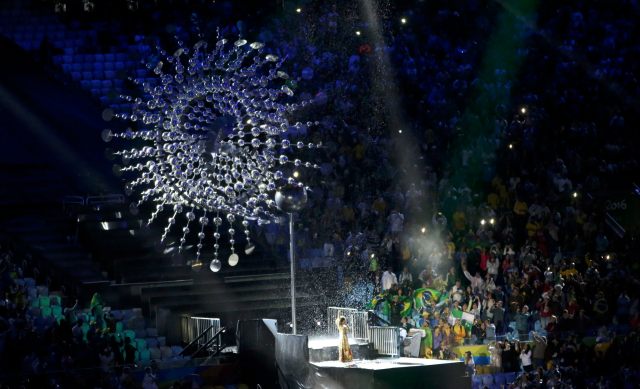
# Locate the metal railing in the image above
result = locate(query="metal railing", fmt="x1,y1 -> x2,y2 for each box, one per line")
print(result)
181,315 -> 220,346
369,326 -> 401,357
327,307 -> 369,340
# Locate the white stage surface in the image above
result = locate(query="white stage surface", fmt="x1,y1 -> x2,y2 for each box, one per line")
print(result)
311,357 -> 462,370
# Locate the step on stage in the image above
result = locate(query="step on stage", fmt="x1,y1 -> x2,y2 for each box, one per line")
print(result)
310,358 -> 470,389
307,337 -> 470,389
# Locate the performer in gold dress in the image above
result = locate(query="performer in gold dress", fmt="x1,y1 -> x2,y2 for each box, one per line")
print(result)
336,316 -> 353,362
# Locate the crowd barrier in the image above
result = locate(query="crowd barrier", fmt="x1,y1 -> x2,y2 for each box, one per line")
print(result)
369,326 -> 401,357
327,306 -> 369,340
181,315 -> 221,346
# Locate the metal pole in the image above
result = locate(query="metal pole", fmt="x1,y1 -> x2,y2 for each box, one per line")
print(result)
289,212 -> 296,334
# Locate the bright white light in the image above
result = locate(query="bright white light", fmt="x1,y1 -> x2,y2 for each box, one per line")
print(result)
572,192 -> 578,198
480,219 -> 486,225
296,8 -> 302,13
508,143 -> 513,149
355,30 -> 361,36
293,171 -> 300,178
401,18 -> 407,24
489,218 -> 495,225
421,227 -> 426,234
520,107 -> 527,114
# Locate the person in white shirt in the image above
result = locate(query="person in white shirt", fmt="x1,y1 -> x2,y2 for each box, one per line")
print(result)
399,266 -> 413,285
381,267 -> 398,290
517,342 -> 533,372
463,269 -> 484,294
451,280 -> 464,303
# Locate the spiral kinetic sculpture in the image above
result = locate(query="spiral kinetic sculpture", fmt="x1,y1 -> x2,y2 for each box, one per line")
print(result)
103,35 -> 317,272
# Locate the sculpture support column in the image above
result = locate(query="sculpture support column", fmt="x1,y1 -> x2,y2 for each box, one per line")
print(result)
289,212 -> 296,334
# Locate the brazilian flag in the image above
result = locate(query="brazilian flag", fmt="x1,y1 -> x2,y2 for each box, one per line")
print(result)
399,296 -> 412,317
413,288 -> 442,311
369,292 -> 391,317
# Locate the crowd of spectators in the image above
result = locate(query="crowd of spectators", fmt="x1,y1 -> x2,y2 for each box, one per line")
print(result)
227,0 -> 640,387
0,239 -> 172,388
3,0 -> 640,387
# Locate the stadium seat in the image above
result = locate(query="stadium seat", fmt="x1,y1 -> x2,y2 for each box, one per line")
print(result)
52,305 -> 62,317
493,374 -> 506,385
135,338 -> 147,350
139,349 -> 151,362
41,306 -> 52,317
37,286 -> 48,296
160,346 -> 172,359
124,329 -> 136,341
504,372 -> 517,383
481,374 -> 494,386
146,338 -> 159,348
149,347 -> 161,360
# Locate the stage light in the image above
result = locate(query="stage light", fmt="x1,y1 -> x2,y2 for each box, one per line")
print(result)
401,18 -> 407,24
480,219 -> 486,226
317,321 -> 321,326
606,254 -> 611,260
508,143 -> 513,149
520,106 -> 527,114
107,37 -> 317,272
370,253 -> 375,258
421,226 -> 426,234
572,192 -> 578,198
192,259 -> 204,272
355,30 -> 361,36
398,130 -> 403,134
296,8 -> 301,13
293,171 -> 300,178
244,243 -> 255,255
489,218 -> 495,225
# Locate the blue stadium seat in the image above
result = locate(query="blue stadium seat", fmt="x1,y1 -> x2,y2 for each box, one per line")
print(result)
482,374 -> 494,386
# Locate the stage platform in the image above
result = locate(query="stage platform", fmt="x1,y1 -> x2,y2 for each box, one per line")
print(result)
310,357 -> 471,389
